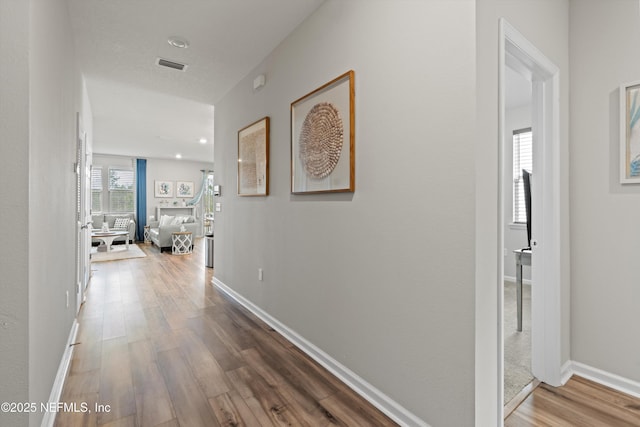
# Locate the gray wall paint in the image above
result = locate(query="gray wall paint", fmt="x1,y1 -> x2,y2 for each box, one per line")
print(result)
569,0 -> 640,382
28,1 -> 85,426
476,0 -> 570,424
0,0 -> 30,425
214,1 -> 475,425
0,0 -> 86,425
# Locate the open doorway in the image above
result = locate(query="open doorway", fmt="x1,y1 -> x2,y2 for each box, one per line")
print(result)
498,18 -> 564,420
503,66 -> 533,406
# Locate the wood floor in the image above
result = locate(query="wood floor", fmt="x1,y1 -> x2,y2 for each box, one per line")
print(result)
55,239 -> 397,427
505,376 -> 640,426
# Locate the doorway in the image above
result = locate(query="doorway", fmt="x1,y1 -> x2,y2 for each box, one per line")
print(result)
498,18 -> 564,419
503,65 -> 533,406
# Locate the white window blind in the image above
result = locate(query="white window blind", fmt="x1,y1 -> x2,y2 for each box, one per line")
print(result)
108,168 -> 135,213
91,167 -> 102,213
513,128 -> 532,223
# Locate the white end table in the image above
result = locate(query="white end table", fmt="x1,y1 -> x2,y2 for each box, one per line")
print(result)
172,231 -> 193,255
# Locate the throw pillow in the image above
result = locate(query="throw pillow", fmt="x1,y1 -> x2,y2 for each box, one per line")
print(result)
170,216 -> 185,225
159,215 -> 174,227
113,218 -> 129,229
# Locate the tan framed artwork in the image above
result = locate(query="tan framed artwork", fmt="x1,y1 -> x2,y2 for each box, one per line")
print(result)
238,116 -> 270,196
291,70 -> 355,194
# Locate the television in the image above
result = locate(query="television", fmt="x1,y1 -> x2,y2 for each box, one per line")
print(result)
522,169 -> 532,250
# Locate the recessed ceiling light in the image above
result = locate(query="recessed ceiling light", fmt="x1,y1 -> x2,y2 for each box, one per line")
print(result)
168,36 -> 189,49
175,154 -> 182,159
199,138 -> 207,144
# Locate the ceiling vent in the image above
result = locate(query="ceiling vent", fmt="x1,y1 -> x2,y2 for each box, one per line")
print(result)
156,57 -> 187,71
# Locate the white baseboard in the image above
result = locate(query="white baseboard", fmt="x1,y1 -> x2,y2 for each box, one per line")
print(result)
564,361 -> 640,399
503,275 -> 532,285
212,277 -> 429,427
41,319 -> 79,427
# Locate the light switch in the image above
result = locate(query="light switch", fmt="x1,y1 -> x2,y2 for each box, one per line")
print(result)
215,202 -> 221,212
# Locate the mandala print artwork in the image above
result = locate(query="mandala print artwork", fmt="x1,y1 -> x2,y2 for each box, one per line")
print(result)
298,102 -> 344,179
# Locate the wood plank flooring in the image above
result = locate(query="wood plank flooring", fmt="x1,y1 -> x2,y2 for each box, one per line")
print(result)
55,239 -> 397,427
505,376 -> 640,426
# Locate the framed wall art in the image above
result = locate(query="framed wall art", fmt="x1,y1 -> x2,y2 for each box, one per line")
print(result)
176,181 -> 194,197
291,70 -> 354,194
620,80 -> 640,183
238,116 -> 270,196
155,180 -> 174,198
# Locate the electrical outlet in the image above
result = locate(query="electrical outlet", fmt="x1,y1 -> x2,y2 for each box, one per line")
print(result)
258,268 -> 263,281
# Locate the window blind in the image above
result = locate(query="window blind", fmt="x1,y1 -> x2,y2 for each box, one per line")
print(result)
108,168 -> 135,213
513,128 -> 532,223
91,167 -> 102,213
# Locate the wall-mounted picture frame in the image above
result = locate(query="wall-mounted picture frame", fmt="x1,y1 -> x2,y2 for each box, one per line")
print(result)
238,116 -> 270,196
291,70 -> 355,194
155,180 -> 174,198
620,80 -> 640,183
176,181 -> 194,197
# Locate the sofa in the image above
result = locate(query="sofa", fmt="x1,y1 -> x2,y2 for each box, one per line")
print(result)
148,214 -> 199,252
91,213 -> 136,244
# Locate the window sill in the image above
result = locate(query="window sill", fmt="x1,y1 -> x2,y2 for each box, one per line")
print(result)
509,222 -> 526,230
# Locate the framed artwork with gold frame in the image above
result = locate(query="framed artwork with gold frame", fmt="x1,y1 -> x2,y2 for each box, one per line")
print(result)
238,116 -> 270,196
291,70 -> 354,194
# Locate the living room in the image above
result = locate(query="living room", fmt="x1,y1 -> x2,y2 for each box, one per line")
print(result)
90,154 -> 214,258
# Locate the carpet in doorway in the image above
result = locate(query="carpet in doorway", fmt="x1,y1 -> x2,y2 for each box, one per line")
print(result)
504,280 -> 533,404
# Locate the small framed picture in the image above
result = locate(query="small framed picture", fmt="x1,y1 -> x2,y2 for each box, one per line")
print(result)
176,181 -> 194,197
155,180 -> 174,198
291,70 -> 354,194
238,116 -> 270,196
620,80 -> 640,183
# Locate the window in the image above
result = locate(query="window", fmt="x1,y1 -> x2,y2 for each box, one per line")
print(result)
91,167 -> 103,213
513,128 -> 532,223
108,168 -> 135,213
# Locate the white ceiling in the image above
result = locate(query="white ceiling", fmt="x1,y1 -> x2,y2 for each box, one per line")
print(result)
66,0 -> 325,162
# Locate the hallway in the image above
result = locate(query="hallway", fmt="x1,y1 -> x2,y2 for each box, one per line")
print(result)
55,240 -> 396,426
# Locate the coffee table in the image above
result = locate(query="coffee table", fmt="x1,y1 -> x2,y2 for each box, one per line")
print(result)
91,230 -> 129,252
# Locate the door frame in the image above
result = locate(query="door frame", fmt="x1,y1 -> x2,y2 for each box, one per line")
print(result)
498,18 -> 564,417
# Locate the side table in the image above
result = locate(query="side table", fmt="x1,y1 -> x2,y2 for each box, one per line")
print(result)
172,231 -> 193,255
143,225 -> 151,244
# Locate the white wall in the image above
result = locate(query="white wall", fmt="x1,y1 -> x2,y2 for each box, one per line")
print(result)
2,0 -> 90,426
214,1 -> 476,425
476,0 -> 570,424
504,104 -> 532,281
569,0 -> 640,383
0,1 -> 30,424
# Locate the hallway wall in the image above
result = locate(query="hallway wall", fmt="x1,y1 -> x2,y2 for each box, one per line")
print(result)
0,0 -> 88,425
213,1 -> 476,425
569,0 -> 640,384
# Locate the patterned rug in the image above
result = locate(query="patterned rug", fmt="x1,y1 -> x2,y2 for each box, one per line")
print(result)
91,243 -> 146,262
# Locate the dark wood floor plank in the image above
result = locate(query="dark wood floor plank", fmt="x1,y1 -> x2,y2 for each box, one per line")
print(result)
226,366 -> 305,426
157,348 -> 221,427
209,390 -> 262,427
128,339 -> 176,426
174,328 -> 231,398
97,337 -> 136,425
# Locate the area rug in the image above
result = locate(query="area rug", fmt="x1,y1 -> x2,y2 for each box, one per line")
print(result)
504,280 -> 533,404
91,243 -> 146,262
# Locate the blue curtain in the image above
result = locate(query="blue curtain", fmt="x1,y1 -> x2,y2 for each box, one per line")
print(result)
136,159 -> 147,241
